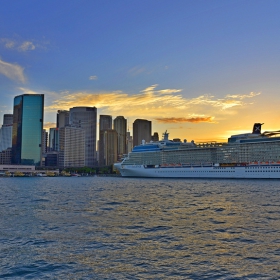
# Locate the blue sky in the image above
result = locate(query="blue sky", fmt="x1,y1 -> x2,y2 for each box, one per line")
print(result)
1,0 -> 280,141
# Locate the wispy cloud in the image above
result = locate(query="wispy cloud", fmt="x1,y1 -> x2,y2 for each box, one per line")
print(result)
45,84 -> 184,114
18,86 -> 260,127
43,122 -> 56,130
225,92 -> 261,99
0,37 -> 49,52
17,87 -> 37,94
89,75 -> 98,80
39,85 -> 260,123
128,66 -> 146,76
0,59 -> 26,82
19,41 -> 36,51
155,116 -> 215,123
1,38 -> 15,49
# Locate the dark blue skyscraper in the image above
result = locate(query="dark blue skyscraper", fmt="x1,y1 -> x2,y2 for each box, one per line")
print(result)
12,94 -> 44,166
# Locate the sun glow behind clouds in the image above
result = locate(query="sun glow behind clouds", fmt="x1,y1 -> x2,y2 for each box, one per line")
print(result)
17,85 -> 261,133
43,85 -> 260,120
156,116 -> 215,123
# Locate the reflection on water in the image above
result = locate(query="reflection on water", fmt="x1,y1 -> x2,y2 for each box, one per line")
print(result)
0,177 -> 280,279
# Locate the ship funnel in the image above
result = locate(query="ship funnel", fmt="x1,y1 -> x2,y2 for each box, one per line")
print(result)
252,123 -> 263,134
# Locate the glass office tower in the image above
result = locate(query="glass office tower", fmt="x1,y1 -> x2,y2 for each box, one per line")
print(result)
12,94 -> 44,166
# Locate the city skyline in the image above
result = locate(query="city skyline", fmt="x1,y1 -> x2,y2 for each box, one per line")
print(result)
1,1 -> 280,142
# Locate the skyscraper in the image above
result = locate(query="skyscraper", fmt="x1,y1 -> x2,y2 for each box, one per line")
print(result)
69,107 -> 97,167
99,115 -> 112,131
58,126 -> 85,167
42,129 -> 48,154
99,129 -> 118,166
52,110 -> 70,152
56,110 -> 69,128
113,116 -> 127,158
151,132 -> 159,142
49,127 -> 59,151
3,114 -> 13,126
12,94 -> 44,166
99,115 -> 112,166
133,119 -> 152,147
126,131 -> 133,153
0,114 -> 13,152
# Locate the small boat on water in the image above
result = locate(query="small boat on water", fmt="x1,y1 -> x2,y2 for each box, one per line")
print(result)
36,173 -> 47,177
71,173 -> 81,177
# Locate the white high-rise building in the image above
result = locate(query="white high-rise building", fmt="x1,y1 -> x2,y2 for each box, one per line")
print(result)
58,126 -> 85,168
69,107 -> 97,167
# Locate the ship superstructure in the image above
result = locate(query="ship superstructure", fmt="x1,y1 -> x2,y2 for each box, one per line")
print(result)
114,124 -> 280,178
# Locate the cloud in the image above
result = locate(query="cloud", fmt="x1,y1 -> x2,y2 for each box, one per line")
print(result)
0,59 -> 26,82
89,75 -> 98,80
1,38 -> 36,52
17,87 -> 38,94
41,85 -> 260,122
19,41 -> 36,51
1,38 -> 15,49
43,122 -> 56,130
46,85 -> 184,112
225,92 -> 261,99
155,116 -> 215,123
128,66 -> 146,76
1,37 -> 49,52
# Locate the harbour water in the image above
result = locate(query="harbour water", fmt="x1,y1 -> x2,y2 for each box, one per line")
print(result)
0,177 -> 280,279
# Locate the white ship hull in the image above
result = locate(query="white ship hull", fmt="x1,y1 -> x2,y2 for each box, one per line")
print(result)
115,164 -> 280,179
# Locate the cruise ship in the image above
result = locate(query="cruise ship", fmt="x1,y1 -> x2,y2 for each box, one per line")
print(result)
114,123 -> 280,178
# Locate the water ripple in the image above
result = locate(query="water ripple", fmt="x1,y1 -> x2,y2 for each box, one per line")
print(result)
0,177 -> 280,279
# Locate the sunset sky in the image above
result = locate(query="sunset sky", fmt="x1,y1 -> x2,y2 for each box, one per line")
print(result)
1,0 -> 280,142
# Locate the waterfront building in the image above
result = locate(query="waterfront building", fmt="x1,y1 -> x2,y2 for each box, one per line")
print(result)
0,164 -> 59,176
0,164 -> 35,174
0,114 -> 13,152
12,94 -> 44,166
99,129 -> 118,166
0,148 -> 12,165
58,126 -> 85,167
113,116 -> 127,159
45,151 -> 59,167
133,119 -> 152,147
69,107 -> 97,167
